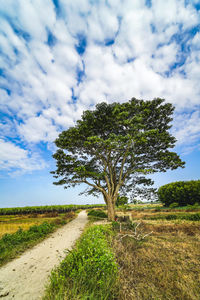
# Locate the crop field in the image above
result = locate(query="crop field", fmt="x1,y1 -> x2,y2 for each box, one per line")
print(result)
0,212 -> 70,238
0,204 -> 105,216
0,211 -> 77,266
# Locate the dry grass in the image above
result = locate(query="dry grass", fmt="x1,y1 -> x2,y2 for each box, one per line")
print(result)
129,208 -> 200,221
0,212 -> 75,238
113,220 -> 200,300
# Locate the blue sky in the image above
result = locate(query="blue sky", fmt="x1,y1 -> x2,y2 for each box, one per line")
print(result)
0,0 -> 200,208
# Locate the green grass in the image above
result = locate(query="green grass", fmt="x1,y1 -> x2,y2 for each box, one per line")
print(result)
0,212 -> 76,266
44,225 -> 118,300
0,222 -> 55,266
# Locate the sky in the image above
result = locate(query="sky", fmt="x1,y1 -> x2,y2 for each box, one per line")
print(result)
0,0 -> 200,208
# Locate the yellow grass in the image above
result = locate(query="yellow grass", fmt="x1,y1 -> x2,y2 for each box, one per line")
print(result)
0,223 -> 38,238
0,213 -> 67,238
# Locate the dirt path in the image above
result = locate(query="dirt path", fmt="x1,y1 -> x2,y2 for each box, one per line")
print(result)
0,210 -> 88,300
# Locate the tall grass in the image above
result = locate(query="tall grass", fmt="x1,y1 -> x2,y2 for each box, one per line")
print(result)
44,225 -> 118,300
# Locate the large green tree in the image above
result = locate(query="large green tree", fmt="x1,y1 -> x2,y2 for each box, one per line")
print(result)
51,98 -> 185,220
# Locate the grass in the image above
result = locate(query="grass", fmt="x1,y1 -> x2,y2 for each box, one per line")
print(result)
42,204 -> 200,300
122,205 -> 200,222
143,212 -> 200,221
43,225 -> 118,300
126,203 -> 200,212
112,215 -> 200,299
2,203 -> 199,299
0,211 -> 76,266
0,212 -> 73,238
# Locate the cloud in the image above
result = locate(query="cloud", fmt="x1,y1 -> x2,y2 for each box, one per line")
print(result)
0,139 -> 47,176
172,110 -> 200,147
17,115 -> 59,143
0,0 -> 200,175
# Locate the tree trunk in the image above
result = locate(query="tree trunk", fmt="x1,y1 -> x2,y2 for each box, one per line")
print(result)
107,198 -> 116,221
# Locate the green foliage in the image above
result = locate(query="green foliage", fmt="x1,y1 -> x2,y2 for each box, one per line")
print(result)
88,209 -> 107,218
0,204 -> 105,216
158,180 -> 200,206
0,222 -> 55,266
116,195 -> 128,207
51,98 -> 185,220
169,202 -> 179,208
44,225 -> 118,300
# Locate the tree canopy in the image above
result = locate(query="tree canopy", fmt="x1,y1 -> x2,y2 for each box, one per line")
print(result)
51,98 -> 185,220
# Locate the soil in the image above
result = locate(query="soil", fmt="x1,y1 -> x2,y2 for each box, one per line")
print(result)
0,210 -> 88,300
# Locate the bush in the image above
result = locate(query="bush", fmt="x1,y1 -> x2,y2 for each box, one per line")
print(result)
169,202 -> 179,208
183,213 -> 200,221
158,180 -> 200,207
88,209 -> 107,218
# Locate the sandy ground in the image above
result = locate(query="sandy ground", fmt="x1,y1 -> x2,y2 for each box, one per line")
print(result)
0,210 -> 88,300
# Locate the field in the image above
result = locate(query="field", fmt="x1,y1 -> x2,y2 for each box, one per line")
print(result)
0,211 -> 77,266
0,204 -> 105,215
0,204 -> 104,266
113,204 -> 200,300
0,203 -> 199,299
0,213 -> 65,238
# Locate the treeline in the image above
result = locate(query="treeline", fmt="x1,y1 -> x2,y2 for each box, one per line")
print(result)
0,204 -> 105,215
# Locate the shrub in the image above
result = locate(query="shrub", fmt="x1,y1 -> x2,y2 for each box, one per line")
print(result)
158,180 -> 200,207
88,209 -> 107,218
169,202 -> 179,208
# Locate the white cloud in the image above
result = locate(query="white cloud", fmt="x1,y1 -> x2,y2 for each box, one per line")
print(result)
173,110 -> 200,146
0,0 -> 200,176
17,115 -> 59,143
0,139 -> 47,175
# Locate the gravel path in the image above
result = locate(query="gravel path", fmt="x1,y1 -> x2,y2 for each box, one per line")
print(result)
0,210 -> 88,300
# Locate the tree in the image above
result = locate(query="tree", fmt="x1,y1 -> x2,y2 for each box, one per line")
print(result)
116,195 -> 128,207
51,98 -> 185,220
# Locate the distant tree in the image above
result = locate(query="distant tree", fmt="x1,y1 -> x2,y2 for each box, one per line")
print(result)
131,199 -> 142,205
116,195 -> 128,207
51,98 -> 185,220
